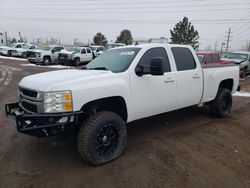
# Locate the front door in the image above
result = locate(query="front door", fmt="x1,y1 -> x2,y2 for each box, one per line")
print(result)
130,47 -> 177,121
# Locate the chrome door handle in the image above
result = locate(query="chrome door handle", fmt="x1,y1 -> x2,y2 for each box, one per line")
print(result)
164,78 -> 175,83
193,74 -> 201,79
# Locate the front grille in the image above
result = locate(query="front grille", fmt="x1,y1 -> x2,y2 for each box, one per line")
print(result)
21,101 -> 38,113
59,53 -> 67,59
29,51 -> 36,58
19,87 -> 38,98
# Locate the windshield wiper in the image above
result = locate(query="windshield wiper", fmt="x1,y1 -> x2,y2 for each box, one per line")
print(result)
83,67 -> 109,71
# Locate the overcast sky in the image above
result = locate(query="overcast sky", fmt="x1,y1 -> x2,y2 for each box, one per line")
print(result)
0,0 -> 249,50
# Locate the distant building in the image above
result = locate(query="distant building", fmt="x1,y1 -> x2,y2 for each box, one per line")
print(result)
0,32 -> 7,46
149,37 -> 168,44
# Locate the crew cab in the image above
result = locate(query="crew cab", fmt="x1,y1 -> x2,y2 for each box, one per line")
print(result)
221,51 -> 250,77
90,45 -> 105,58
12,44 -> 37,58
28,46 -> 64,65
5,44 -> 239,166
58,47 -> 93,66
197,51 -> 233,65
0,43 -> 27,56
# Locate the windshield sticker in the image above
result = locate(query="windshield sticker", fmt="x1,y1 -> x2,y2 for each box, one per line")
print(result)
120,51 -> 135,55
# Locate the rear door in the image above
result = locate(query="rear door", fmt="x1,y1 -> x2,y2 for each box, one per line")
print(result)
80,48 -> 87,62
51,47 -> 63,62
130,47 -> 177,120
171,47 -> 203,108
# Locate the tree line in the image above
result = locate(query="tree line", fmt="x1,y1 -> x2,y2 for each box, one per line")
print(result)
94,17 -> 199,49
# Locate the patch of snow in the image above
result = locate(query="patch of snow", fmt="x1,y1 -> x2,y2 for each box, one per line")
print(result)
233,91 -> 250,97
0,55 -> 28,61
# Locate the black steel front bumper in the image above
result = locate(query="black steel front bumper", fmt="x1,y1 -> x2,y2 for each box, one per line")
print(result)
5,102 -> 83,137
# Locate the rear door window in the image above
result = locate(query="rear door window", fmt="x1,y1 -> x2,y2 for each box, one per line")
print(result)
86,48 -> 91,53
171,47 -> 196,71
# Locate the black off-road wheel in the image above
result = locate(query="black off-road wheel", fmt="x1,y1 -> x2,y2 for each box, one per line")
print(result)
7,50 -> 12,56
77,111 -> 127,166
74,58 -> 80,66
43,56 -> 51,65
209,88 -> 232,118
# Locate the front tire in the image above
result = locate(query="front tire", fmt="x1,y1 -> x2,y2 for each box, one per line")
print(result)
43,57 -> 51,65
209,88 -> 232,118
74,58 -> 80,66
77,111 -> 127,166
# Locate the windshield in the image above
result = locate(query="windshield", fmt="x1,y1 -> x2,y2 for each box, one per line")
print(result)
86,47 -> 141,72
22,44 -> 30,49
8,43 -> 16,47
226,53 -> 248,61
90,47 -> 97,51
197,54 -> 205,63
36,46 -> 51,51
66,47 -> 80,53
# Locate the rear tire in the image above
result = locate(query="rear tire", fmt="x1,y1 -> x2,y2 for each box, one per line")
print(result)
77,111 -> 127,166
209,88 -> 232,118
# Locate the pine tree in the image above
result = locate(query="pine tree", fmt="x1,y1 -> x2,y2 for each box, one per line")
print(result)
116,29 -> 133,45
170,17 -> 199,49
93,32 -> 108,46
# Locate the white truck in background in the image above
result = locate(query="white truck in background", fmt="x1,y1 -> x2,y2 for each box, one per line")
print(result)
27,45 -> 64,65
0,43 -> 28,56
58,47 -> 93,66
12,44 -> 37,58
6,44 -> 240,166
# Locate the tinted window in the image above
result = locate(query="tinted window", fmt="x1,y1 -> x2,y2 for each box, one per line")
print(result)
137,47 -> 171,73
16,44 -> 22,48
213,54 -> 220,63
172,47 -> 196,71
54,47 -> 63,52
205,54 -> 212,64
29,46 -> 35,49
86,48 -> 91,53
81,49 -> 86,54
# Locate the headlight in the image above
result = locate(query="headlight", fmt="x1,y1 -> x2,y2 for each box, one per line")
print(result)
44,91 -> 73,113
70,54 -> 74,59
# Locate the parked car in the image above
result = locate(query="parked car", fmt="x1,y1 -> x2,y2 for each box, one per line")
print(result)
28,45 -> 64,65
58,47 -> 93,66
0,43 -> 27,56
11,44 -> 37,58
5,44 -> 239,166
105,43 -> 125,50
90,45 -> 105,58
221,51 -> 250,77
197,52 -> 233,65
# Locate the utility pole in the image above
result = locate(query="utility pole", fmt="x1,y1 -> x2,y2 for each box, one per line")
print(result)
5,31 -> 8,45
58,37 -> 61,45
220,42 -> 225,53
248,42 -> 250,52
18,31 -> 23,42
225,28 -> 232,52
214,40 -> 218,51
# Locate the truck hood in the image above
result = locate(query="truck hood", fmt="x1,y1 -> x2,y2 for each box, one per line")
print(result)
19,69 -> 111,91
0,46 -> 12,50
28,49 -> 45,53
60,50 -> 74,55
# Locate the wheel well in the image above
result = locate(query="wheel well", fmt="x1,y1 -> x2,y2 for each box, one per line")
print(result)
219,79 -> 233,91
43,56 -> 51,60
81,96 -> 128,122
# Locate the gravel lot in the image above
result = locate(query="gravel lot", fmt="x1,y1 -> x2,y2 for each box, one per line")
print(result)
0,57 -> 250,188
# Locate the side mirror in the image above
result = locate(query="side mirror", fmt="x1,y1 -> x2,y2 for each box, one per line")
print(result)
51,49 -> 55,53
96,49 -> 99,52
150,57 -> 164,76
135,65 -> 144,76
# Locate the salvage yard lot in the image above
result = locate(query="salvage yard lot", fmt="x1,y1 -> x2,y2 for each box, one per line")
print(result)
0,57 -> 250,188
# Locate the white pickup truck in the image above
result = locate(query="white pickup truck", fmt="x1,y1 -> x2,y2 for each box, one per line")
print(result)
58,47 -> 93,66
6,44 -> 240,165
